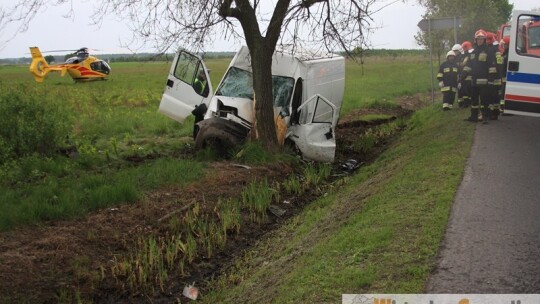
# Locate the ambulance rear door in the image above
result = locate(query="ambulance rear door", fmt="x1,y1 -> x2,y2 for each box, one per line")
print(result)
505,10 -> 540,117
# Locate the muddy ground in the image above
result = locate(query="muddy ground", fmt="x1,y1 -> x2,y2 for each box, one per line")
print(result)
0,95 -> 427,303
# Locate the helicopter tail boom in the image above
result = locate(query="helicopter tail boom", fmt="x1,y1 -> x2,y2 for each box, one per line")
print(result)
29,47 -> 52,82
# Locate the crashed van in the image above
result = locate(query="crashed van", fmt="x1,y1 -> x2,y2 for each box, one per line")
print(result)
159,46 -> 345,162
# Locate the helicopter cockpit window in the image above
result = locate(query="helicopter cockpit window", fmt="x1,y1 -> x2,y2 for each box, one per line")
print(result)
90,61 -> 111,75
65,57 -> 79,64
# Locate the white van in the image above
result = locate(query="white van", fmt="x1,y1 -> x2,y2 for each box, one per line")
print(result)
505,10 -> 540,116
159,46 -> 345,162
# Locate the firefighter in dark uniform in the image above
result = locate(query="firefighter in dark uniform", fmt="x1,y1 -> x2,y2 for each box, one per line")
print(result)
466,29 -> 498,124
499,37 -> 510,114
487,32 -> 502,120
458,41 -> 473,108
437,50 -> 459,110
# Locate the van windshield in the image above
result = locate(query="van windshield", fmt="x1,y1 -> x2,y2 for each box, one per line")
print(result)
216,67 -> 294,107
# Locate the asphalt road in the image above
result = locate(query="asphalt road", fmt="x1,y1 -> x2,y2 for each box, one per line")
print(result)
426,114 -> 540,293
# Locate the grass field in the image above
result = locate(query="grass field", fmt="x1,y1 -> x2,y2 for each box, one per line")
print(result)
0,52 -> 481,303
0,61 -> 220,230
0,54 -> 433,231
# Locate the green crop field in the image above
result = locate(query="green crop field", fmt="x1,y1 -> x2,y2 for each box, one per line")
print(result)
0,54 -> 432,231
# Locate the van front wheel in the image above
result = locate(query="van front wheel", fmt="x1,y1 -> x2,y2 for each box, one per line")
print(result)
194,118 -> 249,157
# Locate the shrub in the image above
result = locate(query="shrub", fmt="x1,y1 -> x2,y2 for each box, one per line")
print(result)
0,83 -> 72,163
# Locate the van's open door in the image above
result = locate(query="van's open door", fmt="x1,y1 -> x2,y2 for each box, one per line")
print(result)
159,51 -> 213,123
505,10 -> 540,117
288,94 -> 338,162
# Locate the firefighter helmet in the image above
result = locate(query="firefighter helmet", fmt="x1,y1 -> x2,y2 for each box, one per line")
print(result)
446,50 -> 456,58
462,41 -> 473,52
452,43 -> 464,54
487,32 -> 496,45
474,29 -> 487,39
502,36 -> 510,46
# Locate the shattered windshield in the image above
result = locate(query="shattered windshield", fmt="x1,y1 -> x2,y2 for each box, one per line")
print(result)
216,67 -> 295,107
272,76 -> 294,108
216,67 -> 254,99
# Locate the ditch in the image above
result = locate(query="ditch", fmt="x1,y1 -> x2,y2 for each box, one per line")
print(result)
0,104 -> 416,303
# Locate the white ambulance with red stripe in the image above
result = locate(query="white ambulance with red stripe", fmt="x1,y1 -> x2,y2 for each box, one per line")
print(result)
505,10 -> 540,116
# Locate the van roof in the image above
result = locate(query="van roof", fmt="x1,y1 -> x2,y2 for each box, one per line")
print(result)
230,46 -> 343,77
275,45 -> 343,61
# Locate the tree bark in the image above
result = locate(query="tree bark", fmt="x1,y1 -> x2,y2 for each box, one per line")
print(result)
233,0 -> 281,151
250,43 -> 278,151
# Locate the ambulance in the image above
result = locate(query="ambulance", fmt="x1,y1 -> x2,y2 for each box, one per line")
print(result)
505,10 -> 540,116
159,46 -> 345,162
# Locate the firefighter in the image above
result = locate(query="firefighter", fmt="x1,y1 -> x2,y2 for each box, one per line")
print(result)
437,50 -> 459,110
452,43 -> 464,56
487,32 -> 502,120
466,29 -> 498,124
458,41 -> 473,108
499,37 -> 510,114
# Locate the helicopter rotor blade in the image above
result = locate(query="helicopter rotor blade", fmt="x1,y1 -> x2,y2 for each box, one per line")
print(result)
30,47 -> 135,55
40,49 -> 79,54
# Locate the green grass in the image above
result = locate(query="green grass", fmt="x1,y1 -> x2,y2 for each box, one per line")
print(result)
0,158 -> 203,230
343,55 -> 432,114
0,54 -> 432,231
203,105 -> 475,303
0,59 -> 229,231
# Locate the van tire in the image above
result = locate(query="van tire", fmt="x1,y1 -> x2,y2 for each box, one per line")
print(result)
194,118 -> 249,157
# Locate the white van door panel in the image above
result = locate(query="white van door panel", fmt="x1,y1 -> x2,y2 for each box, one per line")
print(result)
505,10 -> 540,116
288,94 -> 337,162
159,51 -> 213,123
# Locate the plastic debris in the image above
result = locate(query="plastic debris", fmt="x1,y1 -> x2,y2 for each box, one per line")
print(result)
183,283 -> 199,300
340,159 -> 362,172
269,205 -> 286,217
232,163 -> 251,169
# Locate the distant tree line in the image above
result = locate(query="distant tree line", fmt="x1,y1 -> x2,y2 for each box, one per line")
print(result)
350,48 -> 429,58
1,49 -> 428,66
0,51 -> 237,65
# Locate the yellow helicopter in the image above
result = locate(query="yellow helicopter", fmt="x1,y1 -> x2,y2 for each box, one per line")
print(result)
29,47 -> 111,83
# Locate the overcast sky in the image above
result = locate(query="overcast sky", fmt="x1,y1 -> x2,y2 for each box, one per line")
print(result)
0,0 -> 537,59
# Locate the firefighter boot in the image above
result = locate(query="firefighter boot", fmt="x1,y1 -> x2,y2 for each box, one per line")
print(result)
491,106 -> 499,120
489,105 -> 499,120
482,108 -> 489,124
463,97 -> 471,108
443,103 -> 450,111
465,108 -> 478,122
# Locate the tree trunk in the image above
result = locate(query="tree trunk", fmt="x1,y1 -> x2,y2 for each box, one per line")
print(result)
233,0 -> 288,153
249,43 -> 279,152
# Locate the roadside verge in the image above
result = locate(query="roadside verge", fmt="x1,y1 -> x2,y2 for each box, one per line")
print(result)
203,105 -> 476,303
